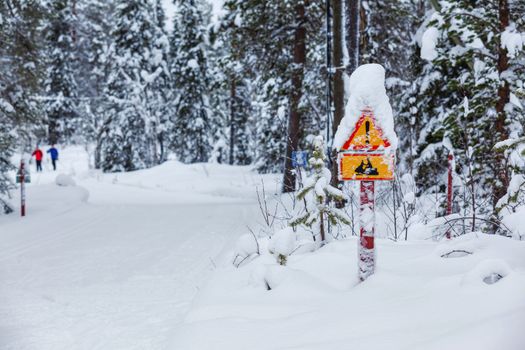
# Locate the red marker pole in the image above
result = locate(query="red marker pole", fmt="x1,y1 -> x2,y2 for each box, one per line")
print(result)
20,159 -> 26,217
359,180 -> 375,281
445,153 -> 453,239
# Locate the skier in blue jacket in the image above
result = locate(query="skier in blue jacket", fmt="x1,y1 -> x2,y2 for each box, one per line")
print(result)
47,145 -> 59,171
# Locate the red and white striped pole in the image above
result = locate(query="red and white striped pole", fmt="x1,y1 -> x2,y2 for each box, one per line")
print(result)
359,180 -> 375,281
20,159 -> 26,217
445,153 -> 453,239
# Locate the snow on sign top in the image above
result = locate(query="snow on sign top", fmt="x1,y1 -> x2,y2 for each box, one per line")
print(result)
333,64 -> 398,152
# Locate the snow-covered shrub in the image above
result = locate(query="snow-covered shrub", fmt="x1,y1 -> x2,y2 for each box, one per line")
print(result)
290,136 -> 350,244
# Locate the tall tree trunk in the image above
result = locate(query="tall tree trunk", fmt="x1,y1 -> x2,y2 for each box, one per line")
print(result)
330,0 -> 345,200
494,0 -> 510,208
282,1 -> 307,193
229,78 -> 236,165
345,0 -> 360,76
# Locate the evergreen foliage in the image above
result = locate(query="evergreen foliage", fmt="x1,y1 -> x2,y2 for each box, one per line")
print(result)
42,0 -> 79,145
397,0 -> 525,224
221,0 -> 326,174
100,0 -> 169,172
169,0 -> 212,163
290,136 -> 350,242
0,0 -> 45,213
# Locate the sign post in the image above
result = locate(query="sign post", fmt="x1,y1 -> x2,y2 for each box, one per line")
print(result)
20,160 -> 26,217
446,153 -> 454,239
16,160 -> 31,217
359,180 -> 375,280
337,107 -> 395,282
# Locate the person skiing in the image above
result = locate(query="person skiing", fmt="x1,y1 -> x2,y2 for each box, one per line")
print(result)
47,145 -> 59,171
32,146 -> 43,172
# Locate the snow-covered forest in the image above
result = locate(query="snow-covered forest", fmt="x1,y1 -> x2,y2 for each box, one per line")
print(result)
1,0 -> 525,349
2,0 -> 525,230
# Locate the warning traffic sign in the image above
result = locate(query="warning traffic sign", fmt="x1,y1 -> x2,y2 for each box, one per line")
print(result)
338,153 -> 394,181
337,108 -> 395,181
340,108 -> 391,151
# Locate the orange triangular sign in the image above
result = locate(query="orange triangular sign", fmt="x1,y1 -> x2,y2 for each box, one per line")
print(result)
341,109 -> 390,151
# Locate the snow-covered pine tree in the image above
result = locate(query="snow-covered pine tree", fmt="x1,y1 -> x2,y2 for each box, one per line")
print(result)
101,0 -> 169,172
168,0 -> 212,164
220,0 -> 327,178
74,0 -> 114,150
209,13 -> 256,165
0,0 -> 46,213
290,136 -> 350,243
398,0 -> 525,228
42,0 -> 79,145
147,0 -> 171,164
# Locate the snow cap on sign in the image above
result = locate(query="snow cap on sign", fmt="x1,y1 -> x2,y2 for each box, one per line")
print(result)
333,63 -> 398,151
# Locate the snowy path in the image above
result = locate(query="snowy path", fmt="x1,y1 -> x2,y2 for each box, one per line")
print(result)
0,149 -> 274,349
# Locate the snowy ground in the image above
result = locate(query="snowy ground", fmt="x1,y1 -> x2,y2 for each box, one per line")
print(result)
1,147 -> 525,349
170,235 -> 525,350
0,146 -> 279,350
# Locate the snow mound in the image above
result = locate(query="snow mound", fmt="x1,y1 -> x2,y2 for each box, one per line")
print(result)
171,232 -> 525,349
333,64 -> 398,151
55,173 -> 76,187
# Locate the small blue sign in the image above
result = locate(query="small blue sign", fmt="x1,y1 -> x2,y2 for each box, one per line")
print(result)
292,151 -> 308,168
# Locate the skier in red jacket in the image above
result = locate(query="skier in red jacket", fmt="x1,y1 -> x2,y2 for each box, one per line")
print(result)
32,146 -> 43,172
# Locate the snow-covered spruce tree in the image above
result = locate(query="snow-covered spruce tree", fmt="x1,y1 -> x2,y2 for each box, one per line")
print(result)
398,0 -> 525,227
74,0 -> 115,149
101,0 -> 168,172
360,0 -> 420,81
0,118 -> 15,214
42,0 -> 79,145
0,0 -> 46,213
290,136 -> 350,243
150,0 -> 172,164
209,32 -> 255,165
168,0 -> 212,164
221,0 -> 326,177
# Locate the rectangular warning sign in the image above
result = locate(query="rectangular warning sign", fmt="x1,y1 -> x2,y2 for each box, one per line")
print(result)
338,152 -> 394,181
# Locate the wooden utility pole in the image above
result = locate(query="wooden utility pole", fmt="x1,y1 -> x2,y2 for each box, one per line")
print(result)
494,0 -> 510,207
283,1 -> 307,193
330,0 -> 345,192
345,0 -> 360,76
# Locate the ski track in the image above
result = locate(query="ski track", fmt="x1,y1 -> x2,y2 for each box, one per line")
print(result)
0,176 -> 257,349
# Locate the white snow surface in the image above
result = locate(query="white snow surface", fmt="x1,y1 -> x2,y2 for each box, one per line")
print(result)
171,232 -> 525,350
0,146 -> 279,350
2,147 -> 525,349
333,64 -> 398,151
